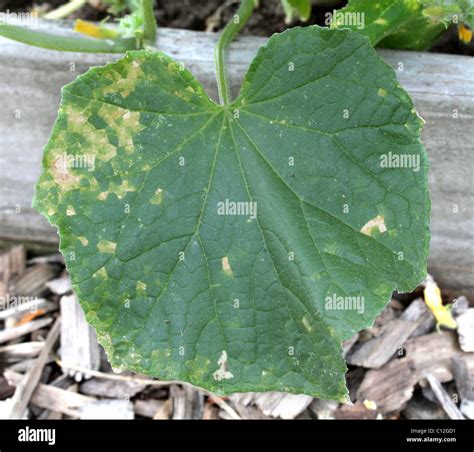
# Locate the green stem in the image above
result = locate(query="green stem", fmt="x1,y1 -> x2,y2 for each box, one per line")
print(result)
215,0 -> 255,105
0,24 -> 139,53
141,0 -> 157,44
43,0 -> 88,20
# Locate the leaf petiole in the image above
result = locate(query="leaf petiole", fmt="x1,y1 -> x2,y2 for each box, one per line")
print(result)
141,0 -> 157,45
0,23 -> 139,53
215,0 -> 255,105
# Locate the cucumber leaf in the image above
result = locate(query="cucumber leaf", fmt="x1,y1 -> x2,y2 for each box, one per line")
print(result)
330,0 -> 468,50
34,26 -> 430,400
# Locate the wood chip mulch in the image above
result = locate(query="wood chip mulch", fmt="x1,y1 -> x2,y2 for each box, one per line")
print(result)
0,244 -> 473,420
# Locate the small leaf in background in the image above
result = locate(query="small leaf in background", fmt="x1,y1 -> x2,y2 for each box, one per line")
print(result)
118,12 -> 144,39
422,0 -> 473,28
331,0 -> 473,50
282,0 -> 312,23
34,26 -> 430,400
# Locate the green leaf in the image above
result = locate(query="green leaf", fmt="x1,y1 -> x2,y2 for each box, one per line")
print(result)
378,15 -> 445,50
33,26 -> 430,400
422,0 -> 474,28
282,0 -> 312,23
379,0 -> 474,49
331,0 -> 447,50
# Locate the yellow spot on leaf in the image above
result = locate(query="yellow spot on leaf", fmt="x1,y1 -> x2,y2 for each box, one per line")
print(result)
378,88 -> 387,97
212,350 -> 234,381
108,180 -> 135,199
97,191 -> 109,201
360,215 -> 387,236
78,236 -> 89,246
302,315 -> 312,332
97,240 -> 116,254
62,104 -> 117,163
150,188 -> 163,205
97,104 -> 144,154
93,267 -> 107,279
136,281 -> 147,292
66,206 -> 76,216
222,256 -> 233,276
102,57 -> 145,98
66,107 -> 87,126
51,157 -> 82,189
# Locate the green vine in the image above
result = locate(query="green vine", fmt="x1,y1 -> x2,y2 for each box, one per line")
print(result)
215,0 -> 256,105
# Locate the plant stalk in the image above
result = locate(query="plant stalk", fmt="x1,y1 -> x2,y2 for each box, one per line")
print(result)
0,24 -> 139,53
141,0 -> 157,44
215,0 -> 255,105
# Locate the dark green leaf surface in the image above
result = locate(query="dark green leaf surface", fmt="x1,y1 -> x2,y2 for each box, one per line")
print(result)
34,26 -> 430,400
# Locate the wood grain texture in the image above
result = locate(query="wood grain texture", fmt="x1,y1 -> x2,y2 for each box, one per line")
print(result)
4,369 -> 95,418
0,20 -> 472,293
59,294 -> 100,381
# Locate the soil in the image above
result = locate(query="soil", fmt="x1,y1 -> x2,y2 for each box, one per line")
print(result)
0,0 -> 472,55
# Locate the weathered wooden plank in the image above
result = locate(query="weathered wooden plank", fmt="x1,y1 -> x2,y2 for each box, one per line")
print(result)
452,356 -> 474,401
346,319 -> 419,369
6,317 -> 60,419
0,341 -> 44,362
0,317 -> 52,344
334,401 -> 380,419
79,376 -> 146,399
400,298 -> 436,337
79,399 -> 135,419
0,245 -> 25,299
45,274 -> 72,296
169,384 -> 204,419
134,398 -> 170,419
4,369 -> 95,418
0,298 -> 54,321
308,398 -> 339,419
10,264 -> 57,297
452,355 -> 474,419
235,391 -> 313,419
0,20 -> 473,293
59,294 -> 100,381
456,309 -> 474,352
425,372 -> 465,419
402,394 -> 448,420
346,299 -> 434,368
356,331 -> 471,414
